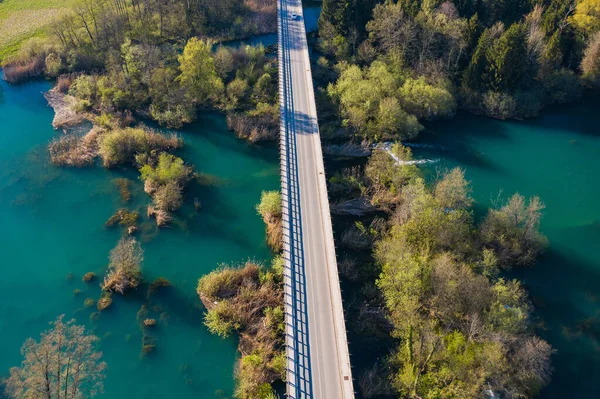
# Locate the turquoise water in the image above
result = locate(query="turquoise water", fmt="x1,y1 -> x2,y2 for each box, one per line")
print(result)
0,74 -> 279,398
413,99 -> 600,398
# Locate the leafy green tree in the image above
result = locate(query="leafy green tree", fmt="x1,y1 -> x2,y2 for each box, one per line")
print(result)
328,61 -> 424,140
44,53 -> 63,77
487,278 -> 530,335
149,67 -> 195,128
434,167 -> 472,210
375,97 -> 422,140
398,77 -> 456,120
364,145 -> 419,209
225,78 -> 249,109
572,0 -> 600,35
178,38 -> 223,105
253,73 -> 275,103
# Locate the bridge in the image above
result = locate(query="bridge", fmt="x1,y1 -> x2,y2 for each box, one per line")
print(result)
277,0 -> 355,398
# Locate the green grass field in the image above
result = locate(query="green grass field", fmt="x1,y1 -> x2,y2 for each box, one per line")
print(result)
0,0 -> 78,63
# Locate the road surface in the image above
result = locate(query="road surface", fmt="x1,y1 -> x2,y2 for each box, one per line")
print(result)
278,0 -> 355,397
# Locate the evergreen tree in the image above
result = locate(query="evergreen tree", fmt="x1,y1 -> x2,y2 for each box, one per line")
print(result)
463,28 -> 494,90
485,23 -> 529,91
319,0 -> 352,35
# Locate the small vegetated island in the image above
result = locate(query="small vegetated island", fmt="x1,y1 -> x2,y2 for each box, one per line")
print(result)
2,0 -> 598,398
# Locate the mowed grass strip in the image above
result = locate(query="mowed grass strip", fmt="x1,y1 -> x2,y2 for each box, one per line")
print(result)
0,0 -> 78,62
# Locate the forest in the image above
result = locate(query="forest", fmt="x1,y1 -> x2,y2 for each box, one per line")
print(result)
318,0 -> 600,133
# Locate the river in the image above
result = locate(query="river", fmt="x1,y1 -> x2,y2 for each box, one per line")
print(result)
413,99 -> 600,398
0,74 -> 279,399
1,9 -> 598,398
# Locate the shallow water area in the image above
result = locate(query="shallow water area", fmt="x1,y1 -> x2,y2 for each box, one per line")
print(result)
412,98 -> 600,398
0,71 -> 279,398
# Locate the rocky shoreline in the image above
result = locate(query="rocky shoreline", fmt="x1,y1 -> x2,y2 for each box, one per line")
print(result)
44,87 -> 84,129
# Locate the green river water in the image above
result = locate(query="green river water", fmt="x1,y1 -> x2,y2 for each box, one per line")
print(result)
0,74 -> 279,399
413,99 -> 600,398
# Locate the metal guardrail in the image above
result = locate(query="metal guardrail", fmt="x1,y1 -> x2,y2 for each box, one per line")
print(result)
278,0 -> 313,397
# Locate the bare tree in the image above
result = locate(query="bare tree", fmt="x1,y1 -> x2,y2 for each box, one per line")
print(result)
6,316 -> 106,399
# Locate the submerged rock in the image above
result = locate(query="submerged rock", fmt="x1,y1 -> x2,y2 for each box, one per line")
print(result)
83,272 -> 96,282
97,294 -> 113,311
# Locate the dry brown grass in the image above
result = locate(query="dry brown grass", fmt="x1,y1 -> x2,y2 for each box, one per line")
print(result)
3,55 -> 44,83
226,112 -> 278,143
56,74 -> 74,93
48,126 -> 104,167
265,216 -> 282,253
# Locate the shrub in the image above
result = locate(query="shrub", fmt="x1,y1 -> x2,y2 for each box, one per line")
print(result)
153,182 -> 184,212
198,261 -> 284,399
149,104 -> 195,129
98,128 -> 181,167
45,53 -> 63,77
105,209 -> 139,227
205,301 -> 240,337
256,191 -> 283,252
139,153 -> 192,187
49,126 -> 105,167
3,56 -> 45,84
197,263 -> 261,301
482,91 -> 517,119
102,237 -> 143,294
270,256 -> 284,280
56,74 -> 73,93
256,191 -> 282,221
227,106 -> 279,142
69,75 -> 97,102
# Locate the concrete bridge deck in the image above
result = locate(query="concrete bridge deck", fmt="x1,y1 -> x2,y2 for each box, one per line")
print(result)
278,0 -> 355,397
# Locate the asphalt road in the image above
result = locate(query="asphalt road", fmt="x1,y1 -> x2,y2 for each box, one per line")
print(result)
279,0 -> 355,397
